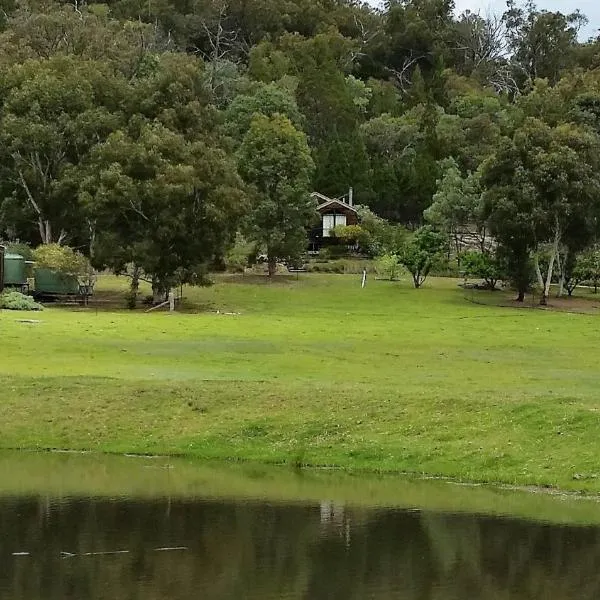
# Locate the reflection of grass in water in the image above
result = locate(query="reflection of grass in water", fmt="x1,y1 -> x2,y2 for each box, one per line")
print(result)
0,451 -> 599,527
2,273 -> 600,493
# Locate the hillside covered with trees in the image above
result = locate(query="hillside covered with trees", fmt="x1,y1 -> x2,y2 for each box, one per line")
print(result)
2,0 -> 600,303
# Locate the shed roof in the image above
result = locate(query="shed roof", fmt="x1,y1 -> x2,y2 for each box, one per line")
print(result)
311,192 -> 357,214
316,198 -> 358,214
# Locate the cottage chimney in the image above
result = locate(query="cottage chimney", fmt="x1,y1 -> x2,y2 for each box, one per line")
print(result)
348,187 -> 353,207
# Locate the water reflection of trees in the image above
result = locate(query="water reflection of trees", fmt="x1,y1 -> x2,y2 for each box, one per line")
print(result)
1,497 -> 600,599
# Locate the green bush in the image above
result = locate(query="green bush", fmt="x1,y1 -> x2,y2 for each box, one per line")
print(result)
308,261 -> 345,273
225,235 -> 255,273
32,244 -> 96,291
399,227 -> 448,288
375,254 -> 403,281
429,258 -> 460,278
307,259 -> 375,274
3,242 -> 33,261
0,291 -> 43,311
319,245 -> 349,260
32,244 -> 91,276
460,250 -> 505,289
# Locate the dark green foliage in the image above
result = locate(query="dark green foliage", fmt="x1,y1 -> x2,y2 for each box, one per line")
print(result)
237,113 -> 315,276
0,0 -> 599,292
224,82 -> 304,140
574,247 -> 600,294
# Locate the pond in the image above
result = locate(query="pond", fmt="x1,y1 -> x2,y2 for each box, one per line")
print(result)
2,452 -> 600,599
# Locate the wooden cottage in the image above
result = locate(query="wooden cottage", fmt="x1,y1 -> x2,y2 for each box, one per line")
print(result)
309,192 -> 359,251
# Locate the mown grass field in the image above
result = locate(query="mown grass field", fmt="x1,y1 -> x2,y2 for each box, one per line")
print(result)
1,273 -> 600,492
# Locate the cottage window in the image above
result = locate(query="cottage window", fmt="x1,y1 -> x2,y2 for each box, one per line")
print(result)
323,213 -> 346,237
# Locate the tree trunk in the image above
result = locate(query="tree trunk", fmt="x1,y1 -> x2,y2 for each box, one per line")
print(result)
38,219 -> 52,244
516,290 -> 525,302
556,250 -> 565,298
452,232 -> 459,263
129,265 -> 140,308
267,256 -> 277,277
16,168 -> 55,245
479,227 -> 487,253
533,254 -> 544,291
534,254 -> 548,305
541,228 -> 560,306
152,277 -> 168,304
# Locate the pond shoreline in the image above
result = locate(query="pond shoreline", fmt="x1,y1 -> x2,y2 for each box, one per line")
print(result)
3,447 -> 600,512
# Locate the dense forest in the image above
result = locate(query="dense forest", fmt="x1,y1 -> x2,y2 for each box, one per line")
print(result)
2,0 -> 600,302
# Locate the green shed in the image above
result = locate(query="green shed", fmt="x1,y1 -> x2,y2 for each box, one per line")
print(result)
34,267 -> 80,296
3,252 -> 27,287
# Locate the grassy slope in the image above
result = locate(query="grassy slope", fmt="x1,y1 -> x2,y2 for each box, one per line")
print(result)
1,274 -> 600,492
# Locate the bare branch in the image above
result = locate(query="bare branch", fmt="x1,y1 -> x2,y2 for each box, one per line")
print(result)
129,198 -> 150,222
386,53 -> 426,94
15,166 -> 42,217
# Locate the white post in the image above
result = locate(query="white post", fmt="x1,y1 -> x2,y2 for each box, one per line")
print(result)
168,291 -> 175,312
361,268 -> 367,288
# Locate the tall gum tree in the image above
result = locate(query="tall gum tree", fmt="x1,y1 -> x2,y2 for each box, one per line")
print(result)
82,122 -> 246,302
483,118 -> 600,305
0,56 -> 125,245
237,113 -> 316,277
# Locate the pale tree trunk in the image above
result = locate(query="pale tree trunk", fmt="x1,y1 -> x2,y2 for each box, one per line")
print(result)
267,256 -> 277,278
452,230 -> 459,263
533,254 -> 544,292
556,249 -> 566,298
16,169 -> 65,245
539,227 -> 561,306
37,220 -> 65,245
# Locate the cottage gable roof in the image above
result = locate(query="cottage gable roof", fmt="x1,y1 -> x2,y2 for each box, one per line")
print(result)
311,192 -> 358,214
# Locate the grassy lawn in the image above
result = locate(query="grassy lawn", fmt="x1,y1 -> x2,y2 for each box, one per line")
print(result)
1,273 -> 600,492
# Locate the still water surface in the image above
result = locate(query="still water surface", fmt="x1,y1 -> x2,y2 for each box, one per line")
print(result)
1,453 -> 600,600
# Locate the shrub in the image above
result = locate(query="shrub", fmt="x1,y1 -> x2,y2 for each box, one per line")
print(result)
3,242 -> 33,261
574,247 -> 600,294
307,259 -> 375,274
307,261 -> 345,273
375,254 -> 403,281
330,224 -> 371,248
399,227 -> 448,288
316,246 -> 358,261
354,205 -> 408,257
460,250 -> 506,289
32,244 -> 96,292
0,291 -> 43,311
225,235 -> 255,273
32,244 -> 90,276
